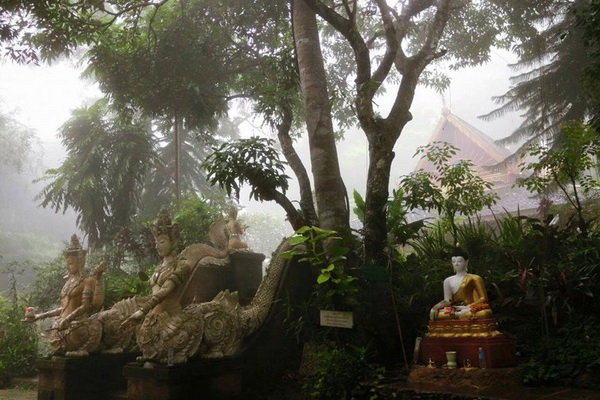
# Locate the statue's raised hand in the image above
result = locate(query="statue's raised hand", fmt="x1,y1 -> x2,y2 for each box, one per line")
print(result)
22,307 -> 37,323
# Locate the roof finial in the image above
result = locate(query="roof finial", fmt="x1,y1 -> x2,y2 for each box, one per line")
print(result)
441,94 -> 450,116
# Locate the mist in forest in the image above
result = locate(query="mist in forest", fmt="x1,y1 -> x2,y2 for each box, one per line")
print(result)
0,48 -> 520,292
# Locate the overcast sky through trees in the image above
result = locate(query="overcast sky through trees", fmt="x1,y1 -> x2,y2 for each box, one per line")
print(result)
0,48 -> 522,241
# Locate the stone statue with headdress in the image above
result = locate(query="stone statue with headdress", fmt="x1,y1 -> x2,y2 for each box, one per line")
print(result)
23,235 -> 105,357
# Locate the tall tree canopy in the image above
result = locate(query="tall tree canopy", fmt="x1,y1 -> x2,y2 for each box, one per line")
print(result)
482,0 -> 599,154
293,0 -> 520,264
36,100 -> 159,247
3,0 -> 527,263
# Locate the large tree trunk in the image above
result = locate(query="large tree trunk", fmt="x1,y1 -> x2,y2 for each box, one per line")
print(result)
362,70 -> 417,266
363,125 -> 402,266
292,0 -> 348,234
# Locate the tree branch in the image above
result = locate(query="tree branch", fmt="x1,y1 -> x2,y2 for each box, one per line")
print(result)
276,104 -> 319,226
371,0 -> 398,85
269,190 -> 306,230
387,0 -> 451,128
302,0 -> 371,84
411,0 -> 451,69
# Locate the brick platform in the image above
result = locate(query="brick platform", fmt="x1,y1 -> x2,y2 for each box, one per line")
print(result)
420,335 -> 516,368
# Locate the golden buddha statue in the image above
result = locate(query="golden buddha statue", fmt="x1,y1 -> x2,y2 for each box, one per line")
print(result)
419,246 -> 517,368
429,247 -> 492,322
426,246 -> 500,338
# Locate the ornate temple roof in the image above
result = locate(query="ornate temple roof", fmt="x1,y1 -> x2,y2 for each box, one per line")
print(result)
408,108 -> 549,219
414,108 -> 519,187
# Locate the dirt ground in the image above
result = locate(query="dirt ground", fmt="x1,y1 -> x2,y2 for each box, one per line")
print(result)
0,387 -> 36,400
1,377 -> 37,400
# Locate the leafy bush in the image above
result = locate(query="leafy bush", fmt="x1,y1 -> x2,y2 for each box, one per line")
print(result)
101,269 -> 150,306
282,226 -> 358,311
522,316 -> 600,388
28,257 -> 64,311
0,298 -> 38,384
173,195 -> 223,249
303,344 -> 384,400
0,266 -> 38,386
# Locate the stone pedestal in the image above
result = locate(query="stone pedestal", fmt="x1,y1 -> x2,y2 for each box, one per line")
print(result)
230,252 -> 264,305
124,357 -> 243,400
36,353 -> 136,400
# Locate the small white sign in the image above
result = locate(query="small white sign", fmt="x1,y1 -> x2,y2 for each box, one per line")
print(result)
320,310 -> 354,329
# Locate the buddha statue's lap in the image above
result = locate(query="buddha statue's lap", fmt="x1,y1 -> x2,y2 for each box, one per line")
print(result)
433,273 -> 493,321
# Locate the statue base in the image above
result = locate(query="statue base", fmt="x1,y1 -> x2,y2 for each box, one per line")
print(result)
124,357 -> 243,400
36,353 -> 137,400
419,320 -> 516,368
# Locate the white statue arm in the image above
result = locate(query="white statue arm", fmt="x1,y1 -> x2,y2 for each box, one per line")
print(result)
429,278 -> 453,321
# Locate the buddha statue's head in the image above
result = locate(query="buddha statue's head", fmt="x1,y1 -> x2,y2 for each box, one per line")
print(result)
451,245 -> 469,273
151,209 -> 180,257
63,234 -> 86,275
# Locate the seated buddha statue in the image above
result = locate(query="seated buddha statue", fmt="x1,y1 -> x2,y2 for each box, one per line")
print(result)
420,247 -> 516,368
429,247 -> 492,322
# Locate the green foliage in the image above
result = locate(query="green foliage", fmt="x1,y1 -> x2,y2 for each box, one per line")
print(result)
172,196 -> 223,249
102,270 -> 151,307
481,1 -> 596,153
0,231 -> 60,262
518,121 -> 600,236
247,38 -> 303,131
576,0 -> 600,129
283,226 -> 357,310
399,141 -> 498,243
0,0 -> 105,63
352,189 -> 366,224
35,100 -> 159,247
28,257 -> 64,311
519,122 -> 599,194
0,297 -> 38,385
86,7 -> 230,130
386,189 -> 426,246
0,265 -> 38,385
204,137 -> 290,202
522,316 -> 600,388
303,344 -> 384,400
353,189 -> 423,247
